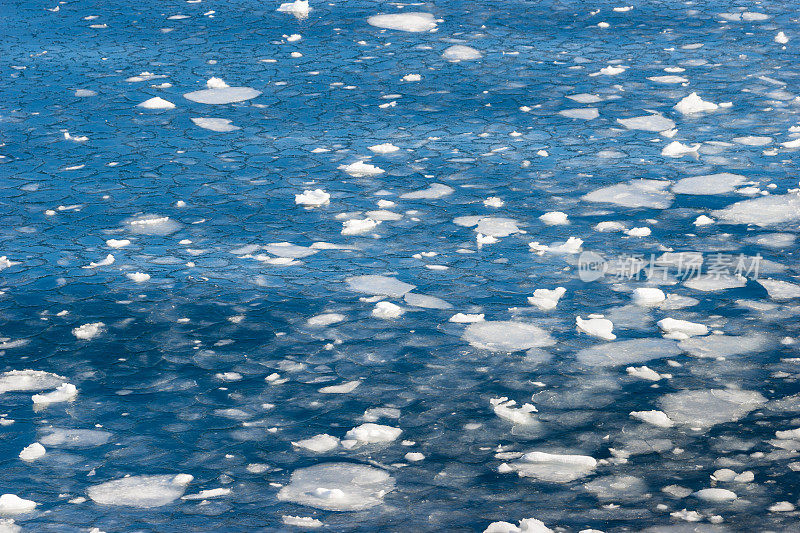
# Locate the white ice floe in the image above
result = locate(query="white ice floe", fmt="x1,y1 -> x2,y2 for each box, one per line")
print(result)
442,45 -> 482,61
757,279 -> 800,300
0,370 -> 67,393
693,215 -> 714,226
400,183 -> 453,199
630,410 -> 674,428
402,74 -> 422,82
775,32 -> 789,44
679,334 -> 769,359
345,423 -> 402,444
0,495 -> 36,516
277,463 -> 395,511
72,322 -> 105,340
626,366 -> 664,381
674,92 -> 719,114
558,108 -> 599,120
84,254 -> 114,268
490,397 -> 538,426
616,113 -> 676,132
673,173 -> 747,195
295,189 -> 330,207
283,516 -> 323,528
632,287 -> 666,306
125,214 -> 181,235
404,293 -> 452,309
576,338 -> 681,367
367,12 -> 437,32
591,65 -> 626,76
372,301 -> 404,319
576,316 -> 616,340
659,389 -> 766,427
341,218 -> 380,235
502,452 -> 597,482
190,117 -> 240,132
346,275 -> 415,297
339,161 -> 384,177
583,179 -> 673,208
662,141 -> 700,158
527,287 -> 565,311
713,193 -> 800,226
657,318 -> 708,339
137,97 -> 175,109
684,274 -> 746,291
528,237 -> 582,255
625,227 -> 650,237
39,428 -> 111,448
183,87 -> 261,104
368,143 -> 400,154
106,238 -> 130,248
277,0 -> 310,19
307,313 -> 345,327
483,517 -> 553,533
0,257 -> 19,271
693,488 -> 737,502
293,434 -> 340,452
87,474 -> 193,508
126,272 -> 150,283
463,321 -> 555,352
181,488 -> 231,500
449,313 -> 485,323
319,381 -> 360,394
484,197 -> 504,208
18,443 -> 45,462
32,383 -> 77,406
647,75 -> 688,84
539,211 -> 568,225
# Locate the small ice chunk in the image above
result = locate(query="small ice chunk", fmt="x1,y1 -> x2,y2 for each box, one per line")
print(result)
346,275 -> 415,297
657,318 -> 708,339
368,143 -> 400,154
483,518 -> 553,533
583,179 -> 673,209
647,75 -> 688,84
505,452 -> 597,482
32,383 -> 77,406
757,279 -> 800,300
630,410 -> 674,428
341,218 -> 379,235
126,272 -> 150,283
484,197 -> 504,208
527,287 -> 566,311
182,488 -> 231,500
283,516 -> 323,528
684,274 -> 746,291
87,474 -> 193,508
277,0 -> 310,19
72,322 -> 105,340
126,214 -> 181,235
372,301 -> 404,319
84,254 -> 114,268
345,423 -> 402,444
558,108 -> 599,120
662,141 -> 700,158
0,370 -> 68,393
137,97 -> 175,109
775,32 -> 789,44
769,501 -> 794,512
183,87 -> 261,104
307,313 -> 345,327
693,488 -> 737,502
616,113 -> 676,132
626,366 -> 663,381
190,117 -> 240,132
340,161 -> 384,177
18,443 -> 46,462
528,237 -> 583,254
319,381 -> 361,394
576,316 -> 616,340
576,338 -> 681,367
674,92 -> 719,114
277,463 -> 394,511
463,321 -> 555,352
449,313 -> 485,323
539,211 -> 568,225
405,452 -> 424,462
625,227 -> 651,237
0,494 -> 36,516
490,397 -> 538,426
694,215 -> 714,226
400,183 -> 453,199
442,45 -> 482,61
106,238 -> 131,248
367,12 -> 437,32
402,74 -> 422,82
293,434 -> 340,452
295,189 -> 330,207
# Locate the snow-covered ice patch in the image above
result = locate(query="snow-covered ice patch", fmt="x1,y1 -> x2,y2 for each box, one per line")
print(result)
277,463 -> 395,511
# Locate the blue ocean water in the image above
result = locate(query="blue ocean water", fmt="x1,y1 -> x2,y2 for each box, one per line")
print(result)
2,0 -> 800,530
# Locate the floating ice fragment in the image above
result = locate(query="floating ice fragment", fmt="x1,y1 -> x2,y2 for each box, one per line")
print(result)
277,0 -> 310,19
528,287 -> 566,310
125,214 -> 181,235
673,172 -> 748,196
626,366 -> 663,381
630,410 -> 674,428
295,189 -> 330,207
283,516 -> 323,528
442,45 -> 482,61
449,313 -> 485,323
277,463 -> 394,511
367,13 -> 437,32
181,488 -> 231,500
125,272 -> 150,283
339,161 -> 384,177
616,113 -> 676,132
713,193 -> 800,226
72,322 -> 105,340
341,218 -> 380,235
403,293 -> 452,309
0,370 -> 67,393
647,75 -> 688,84
591,65 -> 626,76
402,74 -> 421,82
659,389 -> 766,427
539,211 -> 568,225
372,301 -> 404,319
576,338 -> 681,367
184,87 -> 261,104
345,423 -> 402,444
0,495 -> 36,516
84,254 -> 114,268
490,397 -> 538,426
463,321 -> 555,352
576,316 -> 616,340
657,318 -> 708,339
39,428 -> 112,448
400,183 -> 453,199
293,434 -> 340,452
625,227 -> 650,237
18,443 -> 45,462
483,517 -> 553,533
528,237 -> 582,254
87,474 -> 193,508
190,117 -> 240,132
583,179 -> 673,208
674,92 -> 719,114
319,381 -> 360,394
106,239 -> 130,248
504,452 -> 597,482
368,143 -> 399,154
693,488 -> 737,502
137,97 -> 175,109
757,279 -> 800,300
0,257 -> 19,271
662,141 -> 700,158
32,383 -> 77,406
558,108 -> 599,120
307,313 -> 345,327
346,275 -> 415,297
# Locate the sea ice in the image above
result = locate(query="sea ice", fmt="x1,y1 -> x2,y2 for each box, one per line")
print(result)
72,322 -> 105,340
659,389 -> 766,427
295,189 -> 330,207
346,275 -> 415,297
576,338 -> 681,367
442,45 -> 483,61
713,194 -> 800,226
672,173 -> 747,195
576,316 -> 616,340
757,279 -> 800,300
0,495 -> 36,516
87,474 -> 193,507
0,370 -> 67,393
293,434 -> 340,452
674,92 -> 719,114
527,287 -> 566,310
483,518 -> 553,533
367,13 -> 437,32
616,114 -> 676,132
137,97 -> 175,109
32,383 -> 77,406
463,321 -> 555,352
583,179 -> 673,209
657,318 -> 708,339
277,463 -> 395,511
183,87 -> 261,104
400,183 -> 453,199
190,117 -> 240,132
503,452 -> 597,482
339,161 -> 384,177
345,423 -> 402,444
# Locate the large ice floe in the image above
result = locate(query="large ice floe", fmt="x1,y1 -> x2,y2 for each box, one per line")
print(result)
277,463 -> 395,511
463,321 -> 555,352
87,474 -> 194,507
367,12 -> 438,32
583,179 -> 673,208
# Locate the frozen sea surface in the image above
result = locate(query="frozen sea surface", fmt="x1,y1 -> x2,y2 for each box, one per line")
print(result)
2,0 -> 800,531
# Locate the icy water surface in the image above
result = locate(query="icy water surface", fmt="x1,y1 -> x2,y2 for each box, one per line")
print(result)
2,0 -> 800,531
